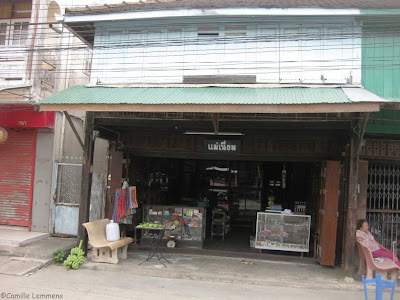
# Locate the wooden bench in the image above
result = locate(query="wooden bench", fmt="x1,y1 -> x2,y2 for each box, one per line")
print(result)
83,219 -> 133,264
357,242 -> 399,280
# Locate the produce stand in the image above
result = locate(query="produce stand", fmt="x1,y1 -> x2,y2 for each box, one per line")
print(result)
137,226 -> 171,267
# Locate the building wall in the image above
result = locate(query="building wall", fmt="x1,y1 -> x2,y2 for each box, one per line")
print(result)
362,22 -> 400,101
366,109 -> 400,135
91,18 -> 362,84
31,130 -> 54,232
362,19 -> 400,134
31,0 -> 91,102
1,0 -> 95,232
28,1 -> 88,233
1,1 -> 127,232
359,17 -> 400,256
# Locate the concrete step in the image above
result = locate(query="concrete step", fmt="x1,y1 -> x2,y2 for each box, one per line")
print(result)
0,228 -> 49,247
0,225 -> 27,231
0,237 -> 78,260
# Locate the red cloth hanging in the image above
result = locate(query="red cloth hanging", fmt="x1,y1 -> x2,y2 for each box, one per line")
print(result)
116,189 -> 127,220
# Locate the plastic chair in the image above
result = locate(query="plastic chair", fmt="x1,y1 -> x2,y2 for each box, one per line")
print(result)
362,273 -> 397,300
357,242 -> 400,280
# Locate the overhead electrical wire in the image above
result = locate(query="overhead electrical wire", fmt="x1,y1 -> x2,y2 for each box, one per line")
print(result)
1,7 -> 400,82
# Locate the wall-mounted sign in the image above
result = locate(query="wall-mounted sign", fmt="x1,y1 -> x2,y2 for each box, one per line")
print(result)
0,106 -> 55,129
204,140 -> 241,153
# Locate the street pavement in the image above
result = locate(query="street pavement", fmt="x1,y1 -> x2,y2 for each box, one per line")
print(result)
0,249 -> 394,300
0,265 -> 370,300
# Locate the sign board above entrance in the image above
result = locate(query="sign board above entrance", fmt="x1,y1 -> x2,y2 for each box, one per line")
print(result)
204,140 -> 241,153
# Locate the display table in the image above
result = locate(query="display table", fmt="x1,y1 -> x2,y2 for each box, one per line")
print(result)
255,212 -> 311,252
137,227 -> 171,267
142,205 -> 206,248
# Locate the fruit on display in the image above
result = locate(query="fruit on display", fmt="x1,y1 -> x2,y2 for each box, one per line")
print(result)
187,220 -> 198,227
136,222 -> 164,229
64,240 -> 85,270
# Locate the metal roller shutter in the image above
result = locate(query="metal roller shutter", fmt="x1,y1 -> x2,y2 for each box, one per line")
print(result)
0,129 -> 36,227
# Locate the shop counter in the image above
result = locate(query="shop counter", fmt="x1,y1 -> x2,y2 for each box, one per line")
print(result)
255,212 -> 311,252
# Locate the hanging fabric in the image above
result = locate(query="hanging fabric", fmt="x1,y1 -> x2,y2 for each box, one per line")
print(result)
111,184 -> 139,224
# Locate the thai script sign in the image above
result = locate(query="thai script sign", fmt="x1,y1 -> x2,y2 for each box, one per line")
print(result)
204,140 -> 241,153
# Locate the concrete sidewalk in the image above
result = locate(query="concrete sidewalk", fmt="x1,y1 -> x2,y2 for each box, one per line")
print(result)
0,233 -> 77,276
82,249 -> 363,291
0,243 -> 396,299
0,232 -> 396,298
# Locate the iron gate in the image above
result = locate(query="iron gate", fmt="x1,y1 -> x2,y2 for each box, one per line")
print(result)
366,162 -> 400,256
52,163 -> 82,235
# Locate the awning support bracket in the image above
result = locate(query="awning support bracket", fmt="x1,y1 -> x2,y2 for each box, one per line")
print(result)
63,111 -> 87,157
353,112 -> 370,154
211,113 -> 219,135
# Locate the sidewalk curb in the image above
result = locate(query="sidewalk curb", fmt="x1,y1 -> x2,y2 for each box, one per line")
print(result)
24,258 -> 54,276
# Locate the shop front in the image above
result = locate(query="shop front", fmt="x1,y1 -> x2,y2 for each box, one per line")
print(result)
0,105 -> 54,229
94,111 -> 349,266
38,85 -> 384,271
359,138 -> 400,258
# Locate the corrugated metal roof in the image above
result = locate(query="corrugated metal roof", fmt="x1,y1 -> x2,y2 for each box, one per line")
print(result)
342,88 -> 388,103
39,86 -> 385,106
65,0 -> 400,15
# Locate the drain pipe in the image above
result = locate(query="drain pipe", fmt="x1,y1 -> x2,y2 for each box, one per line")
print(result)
58,112 -> 66,159
49,23 -> 63,34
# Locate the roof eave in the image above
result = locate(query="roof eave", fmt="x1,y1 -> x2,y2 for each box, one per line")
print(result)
39,102 -> 381,114
63,7 -> 361,24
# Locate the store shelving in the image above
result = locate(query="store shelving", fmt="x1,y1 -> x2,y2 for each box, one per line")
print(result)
211,210 -> 230,240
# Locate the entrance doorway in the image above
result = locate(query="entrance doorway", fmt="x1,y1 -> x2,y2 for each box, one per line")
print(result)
133,157 -> 325,258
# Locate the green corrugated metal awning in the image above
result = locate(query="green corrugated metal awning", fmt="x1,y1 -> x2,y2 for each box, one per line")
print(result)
39,85 -> 385,113
41,86 -> 358,105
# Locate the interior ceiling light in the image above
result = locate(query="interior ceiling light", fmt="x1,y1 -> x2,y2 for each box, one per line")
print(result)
184,131 -> 244,136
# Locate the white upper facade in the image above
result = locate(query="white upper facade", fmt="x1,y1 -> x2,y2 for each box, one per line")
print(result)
91,17 -> 362,85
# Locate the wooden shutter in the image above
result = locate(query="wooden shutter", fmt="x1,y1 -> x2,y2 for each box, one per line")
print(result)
317,160 -> 341,266
0,130 -> 36,227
